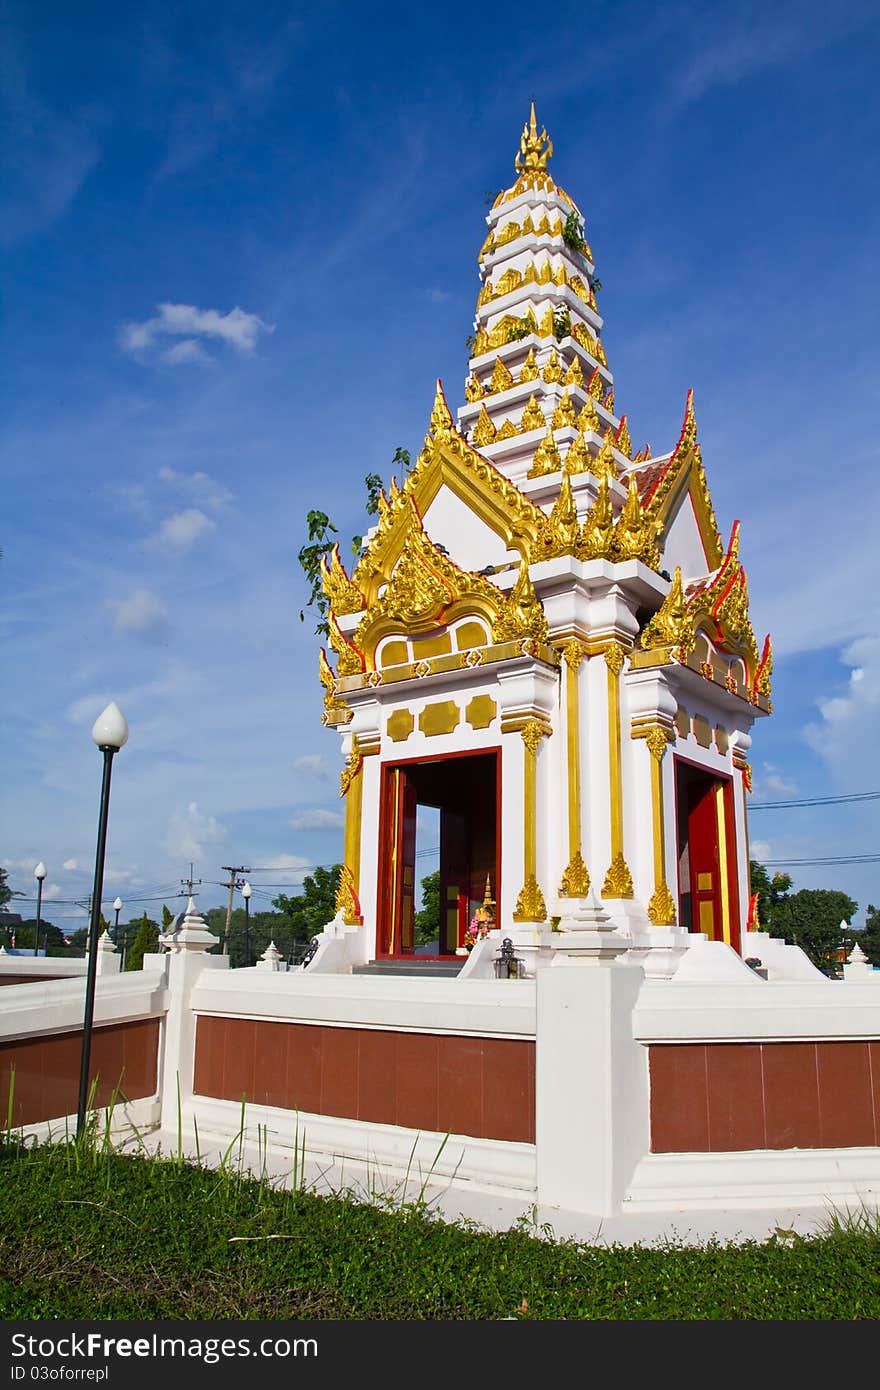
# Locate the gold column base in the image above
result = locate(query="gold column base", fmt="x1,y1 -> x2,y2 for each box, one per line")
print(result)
647,882 -> 677,926
513,874 -> 548,923
559,850 -> 591,898
602,852 -> 634,899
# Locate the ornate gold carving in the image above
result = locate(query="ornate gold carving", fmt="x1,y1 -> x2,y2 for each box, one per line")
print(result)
472,403 -> 497,446
419,701 -> 460,737
587,366 -> 605,400
538,306 -> 555,338
542,474 -> 579,557
495,555 -> 549,643
542,348 -> 563,383
559,850 -> 591,898
603,641 -> 626,676
493,267 -> 522,299
578,477 -> 615,560
640,566 -> 693,654
551,390 -> 577,430
520,394 -> 546,433
496,419 -> 519,440
320,543 -> 365,618
577,400 -> 600,435
596,339 -> 607,366
643,725 -> 672,762
527,426 -> 562,477
563,356 -> 584,386
318,647 -> 352,726
602,852 -> 634,899
519,347 -> 539,382
614,477 -> 660,569
756,634 -> 773,698
742,762 -> 753,793
513,873 -> 548,923
335,864 -> 362,927
328,613 -> 364,676
472,327 -> 489,356
497,219 -> 520,246
647,883 -> 677,926
339,739 -> 363,797
519,718 -> 546,756
515,102 -> 553,175
593,430 -> 617,481
413,659 -> 430,678
386,709 -> 414,743
574,323 -> 599,357
563,432 -> 589,475
464,374 -> 485,402
465,694 -> 497,729
604,388 -> 615,412
616,416 -> 632,458
562,637 -> 586,670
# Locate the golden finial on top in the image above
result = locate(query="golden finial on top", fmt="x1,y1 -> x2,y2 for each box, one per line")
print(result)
515,101 -> 553,175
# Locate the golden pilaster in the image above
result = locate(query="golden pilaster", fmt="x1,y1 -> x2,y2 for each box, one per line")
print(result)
637,724 -> 676,926
559,639 -> 590,896
336,736 -> 364,925
601,642 -> 633,898
513,719 -> 548,921
714,782 -> 731,945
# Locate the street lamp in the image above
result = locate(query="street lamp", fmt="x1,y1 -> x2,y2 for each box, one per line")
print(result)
34,863 -> 47,958
77,702 -> 129,1138
241,881 -> 252,967
113,897 -> 124,966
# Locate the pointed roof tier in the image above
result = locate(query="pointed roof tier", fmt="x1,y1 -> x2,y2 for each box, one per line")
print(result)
315,110 -> 771,716
459,105 -> 630,492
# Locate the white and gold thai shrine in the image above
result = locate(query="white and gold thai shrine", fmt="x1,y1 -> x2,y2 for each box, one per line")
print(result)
316,106 -> 772,969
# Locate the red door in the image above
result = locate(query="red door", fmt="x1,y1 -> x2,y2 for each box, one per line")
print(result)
378,766 -> 417,956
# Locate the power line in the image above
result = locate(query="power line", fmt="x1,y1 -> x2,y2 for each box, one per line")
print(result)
759,854 -> 880,866
751,791 -> 880,810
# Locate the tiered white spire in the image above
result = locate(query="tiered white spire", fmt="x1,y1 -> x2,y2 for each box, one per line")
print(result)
457,105 -> 635,489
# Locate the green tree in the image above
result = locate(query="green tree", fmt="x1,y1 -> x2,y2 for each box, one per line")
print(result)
124,913 -> 160,971
0,866 -> 15,910
859,903 -> 880,967
414,870 -> 440,947
273,865 -> 340,952
7,919 -> 64,953
772,888 -> 857,975
748,860 -> 792,932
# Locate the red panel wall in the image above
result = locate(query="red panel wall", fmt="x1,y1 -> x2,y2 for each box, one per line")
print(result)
0,1018 -> 161,1127
194,1016 -> 535,1143
649,1041 -> 880,1152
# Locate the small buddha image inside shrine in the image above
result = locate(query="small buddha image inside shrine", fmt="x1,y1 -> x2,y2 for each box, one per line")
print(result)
377,751 -> 499,957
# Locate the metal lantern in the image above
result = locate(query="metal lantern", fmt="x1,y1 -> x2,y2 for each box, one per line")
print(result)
494,937 -> 524,979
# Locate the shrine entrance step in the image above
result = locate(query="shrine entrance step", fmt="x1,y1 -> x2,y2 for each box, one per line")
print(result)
352,958 -> 464,979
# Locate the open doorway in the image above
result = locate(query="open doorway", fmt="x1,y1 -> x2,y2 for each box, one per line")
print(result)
377,750 -> 500,958
675,757 -> 741,953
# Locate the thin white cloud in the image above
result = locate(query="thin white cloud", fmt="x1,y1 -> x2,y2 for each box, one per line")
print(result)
804,636 -> 880,793
63,858 -> 78,871
153,508 -> 215,552
754,764 -> 797,799
290,809 -> 345,831
292,754 -> 332,780
162,339 -> 210,366
164,802 -> 227,862
158,467 -> 232,511
750,841 -> 772,862
107,588 -> 169,641
0,44 -> 100,247
119,302 -> 272,363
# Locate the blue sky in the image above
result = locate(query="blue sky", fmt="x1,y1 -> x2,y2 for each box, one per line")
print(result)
2,0 -> 879,928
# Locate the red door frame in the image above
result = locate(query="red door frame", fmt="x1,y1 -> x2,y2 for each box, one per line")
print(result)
375,748 -> 502,959
673,754 -> 742,955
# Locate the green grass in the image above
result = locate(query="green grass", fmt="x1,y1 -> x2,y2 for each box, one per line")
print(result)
0,1136 -> 878,1320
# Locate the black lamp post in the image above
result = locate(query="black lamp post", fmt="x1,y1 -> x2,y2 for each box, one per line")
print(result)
242,881 -> 252,967
77,702 -> 129,1138
34,862 -> 46,958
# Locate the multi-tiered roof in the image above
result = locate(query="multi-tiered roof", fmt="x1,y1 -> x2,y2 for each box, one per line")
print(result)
318,106 -> 771,724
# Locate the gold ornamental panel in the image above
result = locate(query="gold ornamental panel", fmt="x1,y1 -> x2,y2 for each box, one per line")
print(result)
386,709 -> 415,744
418,701 -> 461,738
465,695 -> 497,730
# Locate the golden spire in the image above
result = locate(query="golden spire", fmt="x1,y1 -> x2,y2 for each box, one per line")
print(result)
515,102 -> 553,175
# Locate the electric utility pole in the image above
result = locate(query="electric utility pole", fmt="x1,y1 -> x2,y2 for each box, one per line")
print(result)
180,863 -> 202,900
220,864 -> 250,956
